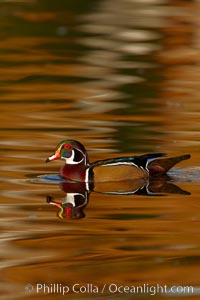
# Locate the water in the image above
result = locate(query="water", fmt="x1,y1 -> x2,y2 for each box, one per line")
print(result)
0,0 -> 199,299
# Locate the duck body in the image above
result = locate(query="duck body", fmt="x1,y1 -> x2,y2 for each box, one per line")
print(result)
46,139 -> 190,183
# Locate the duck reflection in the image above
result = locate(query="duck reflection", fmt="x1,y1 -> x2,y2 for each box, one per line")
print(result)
47,181 -> 90,220
46,178 -> 190,220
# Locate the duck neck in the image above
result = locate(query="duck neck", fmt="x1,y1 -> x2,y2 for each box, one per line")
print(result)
60,161 -> 91,182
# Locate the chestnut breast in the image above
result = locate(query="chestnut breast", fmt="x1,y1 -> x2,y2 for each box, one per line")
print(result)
60,163 -> 86,181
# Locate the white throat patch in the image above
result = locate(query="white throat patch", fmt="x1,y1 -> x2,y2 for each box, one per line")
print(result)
63,149 -> 84,165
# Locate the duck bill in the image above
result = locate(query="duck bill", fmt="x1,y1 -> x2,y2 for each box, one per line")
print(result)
46,149 -> 61,163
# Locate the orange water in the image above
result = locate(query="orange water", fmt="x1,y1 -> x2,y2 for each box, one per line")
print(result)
0,1 -> 199,299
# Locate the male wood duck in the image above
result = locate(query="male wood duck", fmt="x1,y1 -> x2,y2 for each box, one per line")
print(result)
46,139 -> 190,182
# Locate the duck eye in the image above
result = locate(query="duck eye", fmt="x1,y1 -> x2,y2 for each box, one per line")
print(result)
63,143 -> 71,150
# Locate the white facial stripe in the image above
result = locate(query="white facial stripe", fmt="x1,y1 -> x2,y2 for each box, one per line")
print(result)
81,149 -> 87,161
63,149 -> 84,165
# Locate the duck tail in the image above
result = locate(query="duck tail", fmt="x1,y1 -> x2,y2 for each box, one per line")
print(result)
148,154 -> 191,176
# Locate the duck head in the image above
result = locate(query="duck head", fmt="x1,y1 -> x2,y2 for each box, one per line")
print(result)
46,140 -> 90,181
46,140 -> 89,164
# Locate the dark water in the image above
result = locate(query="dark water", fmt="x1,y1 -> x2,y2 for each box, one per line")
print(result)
0,0 -> 200,299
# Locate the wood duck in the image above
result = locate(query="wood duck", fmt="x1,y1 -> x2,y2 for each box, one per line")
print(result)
46,139 -> 190,182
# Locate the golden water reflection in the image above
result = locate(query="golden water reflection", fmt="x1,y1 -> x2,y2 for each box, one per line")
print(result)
0,0 -> 200,299
45,178 -> 190,220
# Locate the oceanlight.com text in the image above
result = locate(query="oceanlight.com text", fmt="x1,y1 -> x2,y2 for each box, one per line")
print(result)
25,283 -> 194,296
